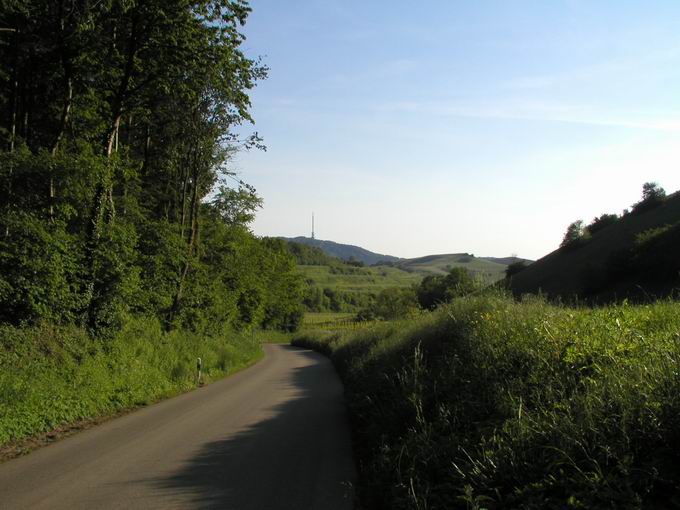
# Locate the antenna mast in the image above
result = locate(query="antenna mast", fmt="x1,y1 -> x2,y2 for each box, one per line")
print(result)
311,212 -> 315,239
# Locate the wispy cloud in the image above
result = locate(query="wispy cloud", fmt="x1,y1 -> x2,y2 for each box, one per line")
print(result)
504,47 -> 680,91
374,99 -> 680,132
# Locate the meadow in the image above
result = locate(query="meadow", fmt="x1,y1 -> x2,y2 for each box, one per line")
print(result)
0,319 -> 264,448
293,293 -> 680,509
298,264 -> 421,293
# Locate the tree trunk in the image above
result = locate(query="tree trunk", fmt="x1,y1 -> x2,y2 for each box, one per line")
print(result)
179,154 -> 190,238
8,30 -> 19,153
85,21 -> 139,325
5,30 -> 19,237
49,76 -> 72,220
171,162 -> 201,317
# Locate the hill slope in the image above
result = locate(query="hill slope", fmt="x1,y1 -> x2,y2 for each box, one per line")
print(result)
397,253 -> 510,282
509,191 -> 680,301
283,238 -> 531,284
281,237 -> 400,265
397,254 -> 533,284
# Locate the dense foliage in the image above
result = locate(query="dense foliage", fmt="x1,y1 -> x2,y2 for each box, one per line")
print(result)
355,287 -> 419,321
0,0 -> 303,333
294,294 -> 680,509
286,241 -> 338,266
416,267 -> 477,310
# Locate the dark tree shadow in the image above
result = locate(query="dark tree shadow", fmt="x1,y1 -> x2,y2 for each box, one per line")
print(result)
146,346 -> 356,510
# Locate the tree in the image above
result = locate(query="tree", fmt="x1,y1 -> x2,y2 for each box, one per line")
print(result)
505,261 -> 527,278
416,274 -> 447,310
0,1 -> 304,334
355,287 -> 418,321
632,182 -> 666,214
416,267 -> 477,310
587,214 -> 618,235
442,267 -> 476,299
642,182 -> 666,202
560,220 -> 586,249
211,182 -> 262,226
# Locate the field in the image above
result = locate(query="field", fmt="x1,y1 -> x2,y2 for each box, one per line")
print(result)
294,293 -> 680,509
297,264 -> 421,293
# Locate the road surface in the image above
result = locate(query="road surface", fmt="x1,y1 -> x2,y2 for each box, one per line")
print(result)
0,344 -> 356,509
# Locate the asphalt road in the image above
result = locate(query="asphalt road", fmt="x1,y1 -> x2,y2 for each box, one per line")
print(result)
0,344 -> 356,509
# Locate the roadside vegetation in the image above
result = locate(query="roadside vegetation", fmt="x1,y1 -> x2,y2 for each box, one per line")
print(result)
294,292 -> 680,509
0,319 -> 263,446
0,1 -> 302,447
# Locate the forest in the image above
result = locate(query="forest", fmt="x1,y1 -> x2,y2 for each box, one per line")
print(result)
0,0 -> 303,446
0,0 -> 303,333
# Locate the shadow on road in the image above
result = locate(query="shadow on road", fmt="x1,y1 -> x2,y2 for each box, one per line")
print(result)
147,346 -> 355,510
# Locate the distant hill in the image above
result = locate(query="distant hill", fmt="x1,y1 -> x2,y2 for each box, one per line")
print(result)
397,253 -> 520,283
509,190 -> 680,302
282,237 -> 531,283
480,256 -> 533,266
281,237 -> 401,266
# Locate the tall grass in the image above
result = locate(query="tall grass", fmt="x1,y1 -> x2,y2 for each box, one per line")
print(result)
0,317 -> 262,446
294,293 -> 680,509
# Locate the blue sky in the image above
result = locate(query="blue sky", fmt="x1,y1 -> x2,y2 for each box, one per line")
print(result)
233,0 -> 680,260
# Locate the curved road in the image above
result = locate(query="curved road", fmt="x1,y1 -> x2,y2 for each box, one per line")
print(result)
0,344 -> 356,509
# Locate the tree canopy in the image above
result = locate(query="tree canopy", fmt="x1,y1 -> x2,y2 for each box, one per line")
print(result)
0,0 -> 303,332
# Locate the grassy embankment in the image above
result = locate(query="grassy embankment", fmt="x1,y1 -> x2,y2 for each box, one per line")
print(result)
294,294 -> 680,509
0,318 -> 265,448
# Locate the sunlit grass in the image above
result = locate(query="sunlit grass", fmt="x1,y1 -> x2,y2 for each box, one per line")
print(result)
0,318 -> 262,446
294,292 -> 680,509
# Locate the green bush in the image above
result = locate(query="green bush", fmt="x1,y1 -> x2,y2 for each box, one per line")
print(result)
294,294 -> 680,509
0,212 -> 85,324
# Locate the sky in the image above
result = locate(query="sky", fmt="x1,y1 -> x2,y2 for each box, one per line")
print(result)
232,0 -> 680,260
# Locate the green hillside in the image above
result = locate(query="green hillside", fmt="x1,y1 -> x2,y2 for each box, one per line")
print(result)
398,253 -> 511,283
298,264 -> 421,293
296,263 -> 421,312
284,239 -> 532,312
282,238 -> 529,286
510,190 -> 680,301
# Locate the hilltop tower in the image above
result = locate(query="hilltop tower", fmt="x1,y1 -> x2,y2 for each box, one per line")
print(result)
311,212 -> 315,239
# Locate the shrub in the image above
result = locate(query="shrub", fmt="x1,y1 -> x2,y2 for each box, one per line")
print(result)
0,212 -> 85,324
